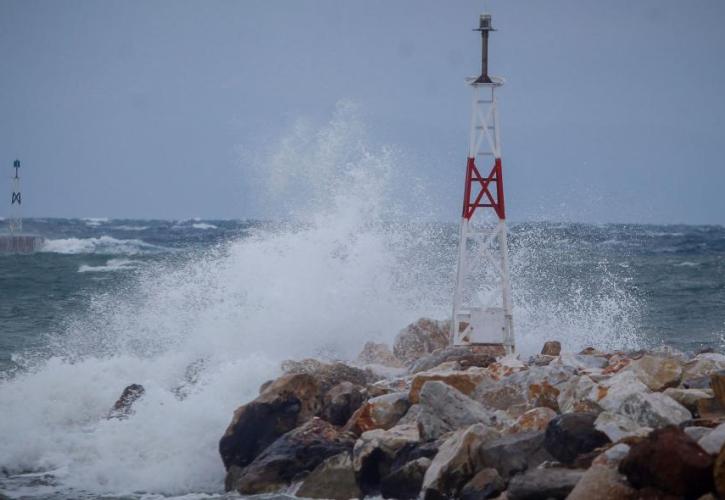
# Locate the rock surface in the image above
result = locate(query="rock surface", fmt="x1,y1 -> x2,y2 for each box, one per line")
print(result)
380,457 -> 431,499
323,381 -> 365,426
393,318 -> 450,365
541,340 -> 562,356
356,341 -> 403,368
296,452 -> 361,499
230,418 -> 355,494
409,344 -> 501,374
459,468 -> 505,500
619,425 -> 714,498
409,367 -> 490,403
478,431 -> 552,479
567,465 -> 636,500
626,354 -> 683,391
507,467 -> 584,500
108,383 -> 145,419
417,380 -> 496,440
544,413 -> 610,464
345,391 -> 410,434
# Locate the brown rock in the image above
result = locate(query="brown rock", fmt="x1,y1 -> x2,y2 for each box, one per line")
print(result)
357,341 -> 403,368
393,318 -> 450,365
460,468 -> 505,500
353,424 -> 421,493
219,373 -> 322,471
507,467 -> 584,500
544,413 -> 610,465
281,358 -> 377,392
507,407 -> 557,435
409,367 -> 491,404
344,392 -> 410,435
409,345 -> 502,374
663,387 -> 713,414
541,341 -> 561,356
528,380 -> 560,411
230,417 -> 356,494
567,465 -> 636,500
626,355 -> 683,392
619,426 -> 714,498
323,381 -> 365,426
711,370 -> 725,407
714,442 -> 725,498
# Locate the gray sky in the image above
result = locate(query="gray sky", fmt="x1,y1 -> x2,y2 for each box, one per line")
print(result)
1,0 -> 723,224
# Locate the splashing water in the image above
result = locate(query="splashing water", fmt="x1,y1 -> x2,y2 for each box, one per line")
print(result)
0,103 -> 642,498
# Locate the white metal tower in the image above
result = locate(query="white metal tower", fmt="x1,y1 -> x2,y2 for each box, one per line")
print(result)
451,14 -> 514,353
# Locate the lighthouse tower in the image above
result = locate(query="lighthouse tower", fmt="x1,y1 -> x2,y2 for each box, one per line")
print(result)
451,14 -> 514,353
9,159 -> 22,233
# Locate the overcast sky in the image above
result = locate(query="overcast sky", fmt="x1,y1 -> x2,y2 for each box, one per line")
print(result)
1,0 -> 723,224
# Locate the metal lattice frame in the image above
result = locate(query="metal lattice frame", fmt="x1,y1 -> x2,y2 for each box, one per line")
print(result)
9,160 -> 22,233
451,80 -> 514,352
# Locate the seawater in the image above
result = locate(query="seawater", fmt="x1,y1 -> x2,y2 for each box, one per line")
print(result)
0,107 -> 723,498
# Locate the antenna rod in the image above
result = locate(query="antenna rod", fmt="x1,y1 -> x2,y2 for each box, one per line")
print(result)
474,14 -> 495,84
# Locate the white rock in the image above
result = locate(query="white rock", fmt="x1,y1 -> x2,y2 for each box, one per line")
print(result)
684,426 -> 713,442
557,375 -> 597,414
618,392 -> 691,428
698,423 -> 725,454
593,371 -> 651,414
625,354 -> 683,391
352,424 -> 419,472
594,412 -> 651,442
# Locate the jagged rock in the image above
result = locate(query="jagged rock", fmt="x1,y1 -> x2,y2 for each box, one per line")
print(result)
544,413 -> 610,464
345,391 -> 410,434
393,318 -> 450,365
397,403 -> 422,425
478,431 -> 552,479
353,424 -> 420,492
380,457 -> 431,499
475,382 -> 528,415
421,423 -> 497,499
323,381 -> 365,426
219,373 -> 321,470
663,387 -> 713,413
567,464 -> 636,500
592,443 -> 632,467
626,354 -> 683,391
108,383 -> 145,419
507,467 -> 584,500
714,442 -> 725,497
487,356 -> 527,380
684,376 -> 713,389
685,426 -> 713,442
409,367 -> 491,404
296,452 -> 361,499
590,370 -> 649,413
557,375 -> 598,414
618,392 -> 692,428
619,426 -> 714,498
460,468 -> 505,500
557,353 -> 609,371
417,381 -> 496,440
409,345 -> 501,374
507,407 -> 557,434
711,370 -> 725,407
357,341 -> 404,368
230,417 -> 356,494
281,359 -> 377,392
541,341 -> 562,356
528,354 -> 555,366
595,411 -> 651,442
683,353 -> 725,382
698,422 -> 725,454
697,397 -> 725,420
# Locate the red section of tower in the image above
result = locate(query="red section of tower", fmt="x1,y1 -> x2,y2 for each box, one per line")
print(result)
461,156 -> 506,220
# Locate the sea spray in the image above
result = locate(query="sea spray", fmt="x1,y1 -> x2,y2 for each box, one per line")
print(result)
0,105 -> 644,497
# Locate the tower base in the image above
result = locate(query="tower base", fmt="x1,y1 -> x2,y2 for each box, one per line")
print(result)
0,234 -> 44,253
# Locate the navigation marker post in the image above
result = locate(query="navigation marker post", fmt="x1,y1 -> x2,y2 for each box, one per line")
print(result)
9,159 -> 22,233
451,14 -> 514,354
0,158 -> 43,253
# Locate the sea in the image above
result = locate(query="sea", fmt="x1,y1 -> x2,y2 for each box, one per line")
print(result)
0,217 -> 723,499
0,107 -> 723,498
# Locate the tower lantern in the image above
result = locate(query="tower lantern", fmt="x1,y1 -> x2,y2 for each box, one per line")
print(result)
451,13 -> 515,353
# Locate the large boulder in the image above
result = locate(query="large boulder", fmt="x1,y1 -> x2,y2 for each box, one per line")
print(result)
506,407 -> 557,435
541,340 -> 562,356
625,354 -> 683,391
393,318 -> 450,366
345,392 -> 410,434
557,375 -> 598,414
544,413 -> 610,464
619,425 -> 714,498
478,431 -> 552,479
323,381 -> 365,426
353,424 -> 420,493
663,387 -> 713,413
459,468 -> 505,500
714,442 -> 725,498
417,381 -> 496,440
618,391 -> 691,428
683,353 -> 725,381
219,373 -> 321,470
281,359 -> 377,392
296,452 -> 361,500
421,423 -> 497,499
566,464 -> 636,500
507,467 -> 584,500
380,457 -> 431,499
409,345 -> 501,374
409,366 -> 491,404
594,411 -> 651,442
356,341 -> 404,368
229,417 -> 356,494
698,422 -> 725,454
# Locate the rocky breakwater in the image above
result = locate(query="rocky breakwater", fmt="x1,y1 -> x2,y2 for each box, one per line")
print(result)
217,318 -> 725,499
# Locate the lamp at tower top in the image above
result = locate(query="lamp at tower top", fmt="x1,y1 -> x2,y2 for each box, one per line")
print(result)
472,13 -> 502,86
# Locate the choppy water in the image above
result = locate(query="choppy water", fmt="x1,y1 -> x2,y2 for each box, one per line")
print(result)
0,106 -> 723,499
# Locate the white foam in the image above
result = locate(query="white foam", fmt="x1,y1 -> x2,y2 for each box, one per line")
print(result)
78,258 -> 139,273
41,236 -> 163,255
191,223 -> 217,230
112,225 -> 149,231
